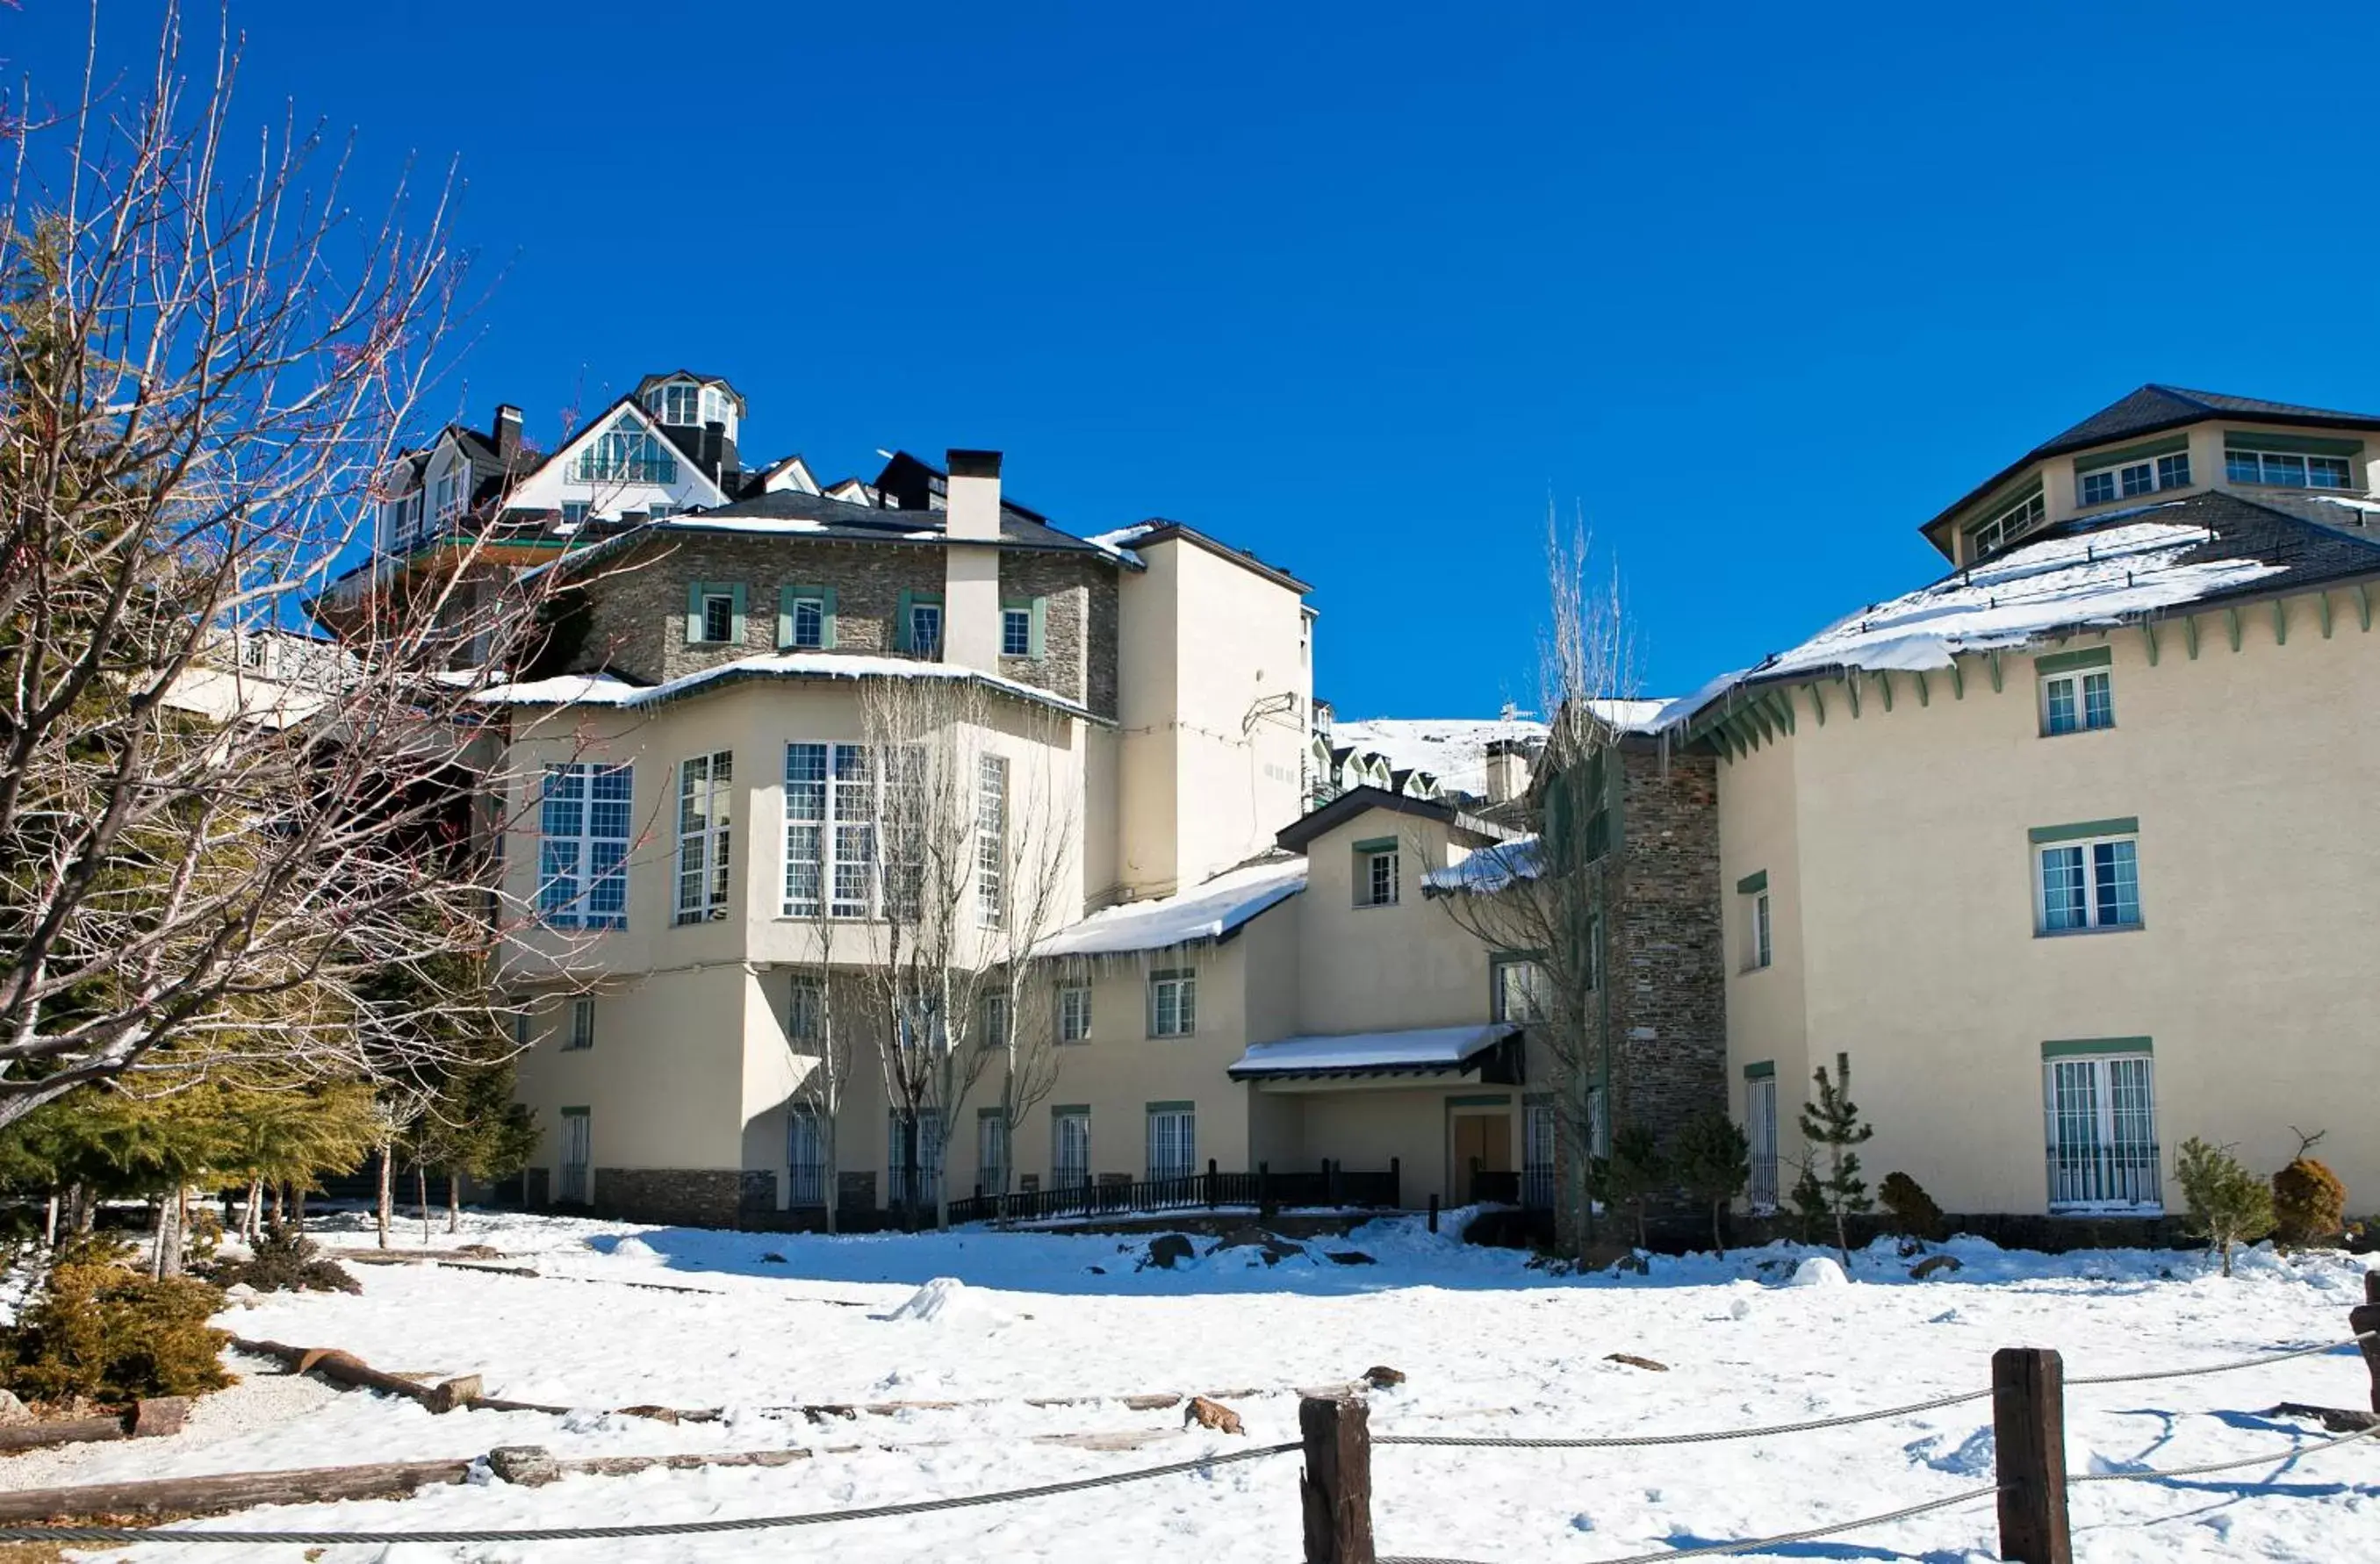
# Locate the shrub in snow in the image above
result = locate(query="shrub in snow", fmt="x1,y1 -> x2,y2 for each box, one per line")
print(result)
1670,1113 -> 1750,1256
2271,1137 -> 2347,1251
1594,1123 -> 1665,1249
204,1224 -> 360,1295
2,1236 -> 230,1404
1791,1059 -> 1873,1266
2175,1137 -> 2275,1277
1878,1172 -> 1946,1243
1787,1255 -> 1849,1288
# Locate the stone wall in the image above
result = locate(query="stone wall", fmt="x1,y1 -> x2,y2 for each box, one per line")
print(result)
1609,742 -> 1726,1146
589,1167 -> 747,1227
566,537 -> 1118,717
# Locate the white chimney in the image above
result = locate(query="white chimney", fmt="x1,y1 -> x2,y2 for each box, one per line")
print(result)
1483,739 -> 1532,805
946,448 -> 1002,542
942,448 -> 1004,672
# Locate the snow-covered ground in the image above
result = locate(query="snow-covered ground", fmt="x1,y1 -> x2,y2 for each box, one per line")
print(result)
12,1211 -> 2376,1561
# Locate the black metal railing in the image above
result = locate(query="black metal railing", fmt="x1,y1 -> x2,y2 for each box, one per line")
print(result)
946,1158 -> 1400,1226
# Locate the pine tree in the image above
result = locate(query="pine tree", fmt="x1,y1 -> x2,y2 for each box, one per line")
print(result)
2175,1137 -> 2276,1277
1670,1112 -> 1751,1255
1794,1057 -> 1873,1266
1594,1123 -> 1665,1249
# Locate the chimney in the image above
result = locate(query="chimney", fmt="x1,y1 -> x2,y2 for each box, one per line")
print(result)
698,420 -> 727,481
493,404 -> 523,463
1483,739 -> 1532,805
946,448 -> 1002,542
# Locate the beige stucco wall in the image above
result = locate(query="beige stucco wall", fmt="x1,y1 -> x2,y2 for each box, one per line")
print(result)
511,965 -> 751,1181
1717,592 -> 2380,1215
1291,811 -> 1497,1035
1715,719 -> 1810,1145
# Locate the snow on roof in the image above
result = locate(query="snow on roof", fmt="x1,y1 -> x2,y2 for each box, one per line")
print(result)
661,513 -> 828,534
1228,1022 -> 1517,1079
1664,514 -> 2293,732
474,653 -> 1094,720
1333,706 -> 1674,796
1042,858 -> 1306,958
1421,836 -> 1541,896
1085,523 -> 1158,563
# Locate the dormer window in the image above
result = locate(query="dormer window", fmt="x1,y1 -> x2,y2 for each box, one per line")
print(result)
2225,447 -> 2354,489
573,412 -> 679,484
2075,448 -> 2189,509
644,380 -> 737,437
430,463 -> 465,520
1967,489 -> 2046,558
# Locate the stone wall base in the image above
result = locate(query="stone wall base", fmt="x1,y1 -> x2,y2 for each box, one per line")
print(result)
590,1168 -> 746,1228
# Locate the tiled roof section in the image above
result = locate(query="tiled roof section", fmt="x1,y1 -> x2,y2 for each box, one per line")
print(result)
693,489 -> 1111,556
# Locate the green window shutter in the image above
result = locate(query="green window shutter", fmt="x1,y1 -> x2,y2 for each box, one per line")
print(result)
895,589 -> 914,652
684,581 -> 706,644
1028,596 -> 1047,658
777,585 -> 797,649
1736,870 -> 1767,895
729,583 -> 747,644
820,587 -> 838,649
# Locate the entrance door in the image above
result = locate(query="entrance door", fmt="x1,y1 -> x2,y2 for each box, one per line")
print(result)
1451,1112 -> 1514,1202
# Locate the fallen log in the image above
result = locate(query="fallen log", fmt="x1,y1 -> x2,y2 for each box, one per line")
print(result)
0,1458 -> 477,1521
2269,1400 -> 2380,1433
230,1338 -> 480,1415
0,1398 -> 194,1453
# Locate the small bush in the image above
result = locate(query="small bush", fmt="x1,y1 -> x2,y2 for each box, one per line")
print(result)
1878,1171 -> 1946,1242
205,1224 -> 360,1295
1,1236 -> 231,1404
2272,1157 -> 2348,1250
2175,1137 -> 2276,1278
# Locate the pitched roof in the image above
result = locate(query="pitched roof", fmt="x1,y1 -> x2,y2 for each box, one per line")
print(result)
1089,519 -> 1312,593
1678,488 -> 2380,734
1923,384 -> 2380,551
1040,857 -> 1307,958
1273,784 -> 1514,853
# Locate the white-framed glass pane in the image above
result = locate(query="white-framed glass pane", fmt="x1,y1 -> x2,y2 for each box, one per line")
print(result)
1053,1112 -> 1090,1188
978,1113 -> 1008,1195
2092,839 -> 2140,927
976,755 -> 1007,926
1001,608 -> 1032,656
910,603 -> 943,656
2044,675 -> 2078,735
2081,671 -> 2113,729
787,1109 -> 823,1207
1755,893 -> 1772,967
2046,1055 -> 2159,1212
1522,1104 -> 1556,1209
2040,845 -> 2088,931
830,744 -> 876,918
783,743 -> 827,915
2309,455 -> 2352,488
2081,470 -> 2116,506
1146,1109 -> 1194,1181
2225,450 -> 2261,484
787,979 -> 820,1044
2118,462 -> 2154,498
1059,986 -> 1091,1042
1746,1077 -> 1779,1209
2157,452 -> 2190,489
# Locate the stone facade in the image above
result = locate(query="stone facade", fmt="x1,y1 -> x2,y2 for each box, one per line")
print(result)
564,534 -> 1119,717
587,1166 -> 748,1227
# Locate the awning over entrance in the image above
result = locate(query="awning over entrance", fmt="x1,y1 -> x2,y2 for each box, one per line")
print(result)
1227,1022 -> 1521,1086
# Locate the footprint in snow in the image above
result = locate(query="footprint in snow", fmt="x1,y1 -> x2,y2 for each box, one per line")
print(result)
1904,1426 -> 1994,1475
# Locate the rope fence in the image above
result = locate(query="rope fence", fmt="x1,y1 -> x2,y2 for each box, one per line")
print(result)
0,1273 -> 2369,1559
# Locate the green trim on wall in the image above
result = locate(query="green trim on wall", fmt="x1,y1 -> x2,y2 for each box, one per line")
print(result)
2073,434 -> 2189,474
1147,967 -> 1195,981
1742,1060 -> 1775,1080
2225,430 -> 2364,457
1145,1100 -> 1195,1114
1521,1091 -> 1552,1106
1960,477 -> 2045,535
1350,836 -> 1399,855
978,1106 -> 1005,1120
2029,816 -> 2139,845
1492,947 -> 1548,962
2034,646 -> 2113,675
2041,1037 -> 2153,1059
1051,1104 -> 1089,1116
1736,869 -> 1768,895
1447,1093 -> 1512,1108
559,1105 -> 589,1117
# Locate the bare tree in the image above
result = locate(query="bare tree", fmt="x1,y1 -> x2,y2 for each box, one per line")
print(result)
980,709 -> 1080,1218
0,7 -> 571,1128
783,883 -> 854,1234
1424,516 -> 1636,1259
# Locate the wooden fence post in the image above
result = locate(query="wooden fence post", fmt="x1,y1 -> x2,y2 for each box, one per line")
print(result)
1992,1346 -> 2071,1564
1207,1158 -> 1219,1209
1298,1394 -> 1375,1564
2352,1270 -> 2380,1415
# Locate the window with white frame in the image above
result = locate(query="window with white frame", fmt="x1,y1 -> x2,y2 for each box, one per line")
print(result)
2045,1048 -> 2160,1212
1745,1070 -> 1778,1209
431,461 -> 466,520
560,501 -> 591,527
787,594 -> 826,649
565,996 -> 595,1051
2157,451 -> 2192,490
2035,822 -> 2141,933
1521,1101 -> 1556,1210
787,1108 -> 823,1207
1355,841 -> 1399,908
1001,606 -> 1032,657
1967,489 -> 2046,557
1148,971 -> 1196,1037
787,979 -> 821,1048
2040,663 -> 2115,735
975,755 -> 1007,926
2074,448 -> 2189,508
1053,1108 -> 1090,1189
538,764 -> 631,929
1058,984 -> 1092,1043
782,743 -> 892,920
977,1111 -> 1008,1196
909,600 -> 943,658
2225,447 -> 2354,489
1737,873 -> 1772,971
888,1109 -> 942,1210
896,986 -> 946,1053
699,590 -> 737,644
978,989 -> 1010,1052
558,1110 -> 591,1203
1492,956 -> 1548,1023
1146,1105 -> 1195,1182
572,411 -> 679,484
674,750 -> 733,924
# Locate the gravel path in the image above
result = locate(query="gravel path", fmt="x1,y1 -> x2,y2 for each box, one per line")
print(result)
0,1350 -> 342,1492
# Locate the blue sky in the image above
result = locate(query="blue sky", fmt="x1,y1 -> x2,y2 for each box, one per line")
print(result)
17,2 -> 2380,713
